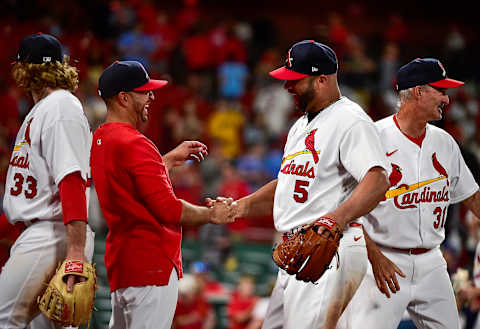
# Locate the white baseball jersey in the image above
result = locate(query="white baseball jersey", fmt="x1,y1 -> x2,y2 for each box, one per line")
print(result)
364,115 -> 479,249
3,89 -> 91,224
273,96 -> 389,232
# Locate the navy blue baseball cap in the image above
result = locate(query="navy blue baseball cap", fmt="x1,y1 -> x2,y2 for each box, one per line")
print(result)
98,61 -> 168,99
270,40 -> 338,80
396,58 -> 464,91
16,33 -> 63,64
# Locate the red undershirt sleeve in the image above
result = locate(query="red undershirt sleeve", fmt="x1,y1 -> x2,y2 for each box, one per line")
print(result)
58,171 -> 88,225
127,137 -> 182,224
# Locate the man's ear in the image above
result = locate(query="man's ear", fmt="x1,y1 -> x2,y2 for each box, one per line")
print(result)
314,75 -> 328,89
415,86 -> 423,98
118,92 -> 129,106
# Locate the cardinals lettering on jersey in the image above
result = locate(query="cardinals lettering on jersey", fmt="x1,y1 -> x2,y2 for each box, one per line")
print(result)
10,118 -> 33,169
9,154 -> 30,169
280,160 -> 315,178
383,153 -> 449,210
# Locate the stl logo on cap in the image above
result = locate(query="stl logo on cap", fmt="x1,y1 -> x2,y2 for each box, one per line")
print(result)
286,49 -> 294,68
437,60 -> 446,77
138,63 -> 149,80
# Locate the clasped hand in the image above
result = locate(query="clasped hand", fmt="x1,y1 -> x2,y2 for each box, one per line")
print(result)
208,197 -> 238,224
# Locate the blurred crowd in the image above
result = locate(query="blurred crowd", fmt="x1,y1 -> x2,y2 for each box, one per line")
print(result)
1,0 -> 480,328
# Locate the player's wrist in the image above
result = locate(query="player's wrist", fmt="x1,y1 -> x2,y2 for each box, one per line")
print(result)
316,214 -> 346,231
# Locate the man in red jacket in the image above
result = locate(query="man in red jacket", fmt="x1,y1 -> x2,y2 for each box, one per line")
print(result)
91,60 -> 237,329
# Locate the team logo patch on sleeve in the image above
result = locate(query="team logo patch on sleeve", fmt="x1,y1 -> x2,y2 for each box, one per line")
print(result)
65,260 -> 84,274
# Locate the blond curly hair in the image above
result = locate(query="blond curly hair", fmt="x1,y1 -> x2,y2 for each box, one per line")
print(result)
12,57 -> 79,93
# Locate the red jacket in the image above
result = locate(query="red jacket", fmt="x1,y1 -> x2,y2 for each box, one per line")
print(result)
91,122 -> 183,292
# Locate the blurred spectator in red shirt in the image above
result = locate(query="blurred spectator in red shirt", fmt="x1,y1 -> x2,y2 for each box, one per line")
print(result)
384,14 -> 409,44
213,26 -> 248,66
218,161 -> 251,234
170,163 -> 204,206
147,11 -> 180,73
173,273 -> 216,329
182,25 -> 214,72
227,275 -> 259,329
327,12 -> 350,60
175,0 -> 201,35
191,260 -> 230,300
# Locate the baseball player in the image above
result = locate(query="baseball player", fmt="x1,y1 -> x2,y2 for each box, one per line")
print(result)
338,58 -> 480,329
209,40 -> 390,329
0,33 -> 95,328
90,60 -> 237,329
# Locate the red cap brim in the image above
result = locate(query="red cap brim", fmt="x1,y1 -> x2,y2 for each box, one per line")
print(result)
429,78 -> 464,89
134,79 -> 168,91
269,67 -> 308,80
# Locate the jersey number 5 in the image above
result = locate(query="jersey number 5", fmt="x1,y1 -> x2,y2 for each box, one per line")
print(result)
10,173 -> 38,199
293,180 -> 309,203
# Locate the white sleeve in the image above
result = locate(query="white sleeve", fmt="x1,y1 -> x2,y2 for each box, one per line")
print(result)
449,140 -> 479,203
339,120 -> 389,182
42,118 -> 91,185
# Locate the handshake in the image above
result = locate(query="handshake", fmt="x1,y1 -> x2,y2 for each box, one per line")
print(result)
205,196 -> 241,225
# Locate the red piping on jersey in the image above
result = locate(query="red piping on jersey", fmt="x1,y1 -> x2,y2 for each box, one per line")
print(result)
393,115 -> 425,147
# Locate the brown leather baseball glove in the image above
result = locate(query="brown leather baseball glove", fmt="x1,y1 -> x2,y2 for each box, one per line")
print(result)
38,259 -> 96,327
272,217 -> 343,283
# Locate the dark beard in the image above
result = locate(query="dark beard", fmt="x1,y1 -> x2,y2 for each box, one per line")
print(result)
295,79 -> 315,113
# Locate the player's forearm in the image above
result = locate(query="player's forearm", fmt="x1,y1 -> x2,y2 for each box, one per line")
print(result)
329,167 -> 389,228
180,199 -> 235,226
179,200 -> 212,225
237,180 -> 277,218
463,190 -> 480,218
66,220 -> 87,260
362,226 -> 380,256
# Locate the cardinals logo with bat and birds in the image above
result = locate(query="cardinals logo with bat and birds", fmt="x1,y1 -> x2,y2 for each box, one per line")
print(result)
384,151 -> 450,209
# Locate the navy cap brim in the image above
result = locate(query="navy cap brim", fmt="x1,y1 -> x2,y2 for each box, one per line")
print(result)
269,67 -> 309,80
429,78 -> 464,89
133,79 -> 168,91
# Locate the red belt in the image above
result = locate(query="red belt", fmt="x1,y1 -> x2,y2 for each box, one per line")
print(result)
379,244 -> 431,255
14,219 -> 39,232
